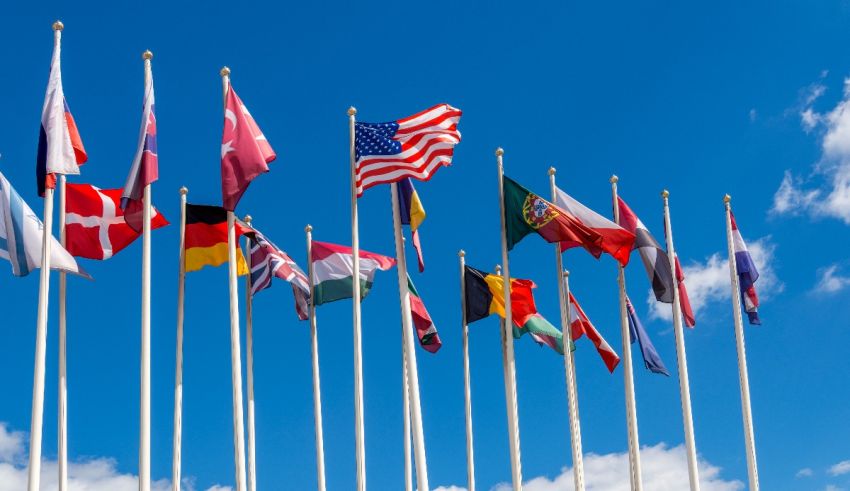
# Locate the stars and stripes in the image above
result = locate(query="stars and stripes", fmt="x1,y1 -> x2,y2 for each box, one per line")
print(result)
121,61 -> 158,232
354,104 -> 462,197
246,225 -> 310,321
731,212 -> 761,325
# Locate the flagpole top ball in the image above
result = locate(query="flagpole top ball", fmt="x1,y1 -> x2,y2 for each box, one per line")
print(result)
142,50 -> 153,60
305,224 -> 312,232
610,175 -> 619,184
495,264 -> 502,274
220,66 -> 231,77
661,189 -> 670,198
563,269 -> 570,277
458,249 -> 465,257
723,194 -> 731,203
179,187 -> 188,196
243,215 -> 252,224
53,20 -> 64,31
548,167 -> 556,176
495,147 -> 504,157
348,107 -> 357,116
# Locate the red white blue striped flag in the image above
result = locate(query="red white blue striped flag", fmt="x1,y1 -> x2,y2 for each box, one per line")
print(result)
120,63 -> 158,232
731,212 -> 761,325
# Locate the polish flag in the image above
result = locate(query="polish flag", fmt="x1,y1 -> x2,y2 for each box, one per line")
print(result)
554,186 -> 635,266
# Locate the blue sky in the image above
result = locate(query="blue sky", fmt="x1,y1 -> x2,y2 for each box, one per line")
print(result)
2,1 -> 850,490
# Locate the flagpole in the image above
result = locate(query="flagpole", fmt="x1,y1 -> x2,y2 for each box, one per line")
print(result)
348,106 -> 367,491
548,168 -> 584,491
496,147 -> 523,491
662,190 -> 700,491
402,342 -> 413,491
27,20 -> 61,491
723,195 -> 759,491
494,263 -> 522,491
173,187 -> 188,491
610,175 -> 643,491
58,173 -> 69,491
305,225 -> 327,491
390,182 -> 430,491
244,215 -> 257,491
222,66 -> 249,491
458,250 -> 476,491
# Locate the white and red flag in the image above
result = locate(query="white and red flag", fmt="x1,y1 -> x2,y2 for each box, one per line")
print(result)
568,292 -> 620,373
66,183 -> 168,260
221,84 -> 276,211
553,186 -> 635,266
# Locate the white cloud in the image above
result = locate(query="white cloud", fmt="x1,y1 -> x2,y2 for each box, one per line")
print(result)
648,238 -> 781,322
825,485 -> 845,491
796,467 -> 814,478
829,460 -> 850,476
748,108 -> 758,122
437,443 -> 743,491
814,265 -> 850,293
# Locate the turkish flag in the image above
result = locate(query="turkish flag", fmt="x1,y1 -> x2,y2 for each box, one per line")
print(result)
65,183 -> 168,260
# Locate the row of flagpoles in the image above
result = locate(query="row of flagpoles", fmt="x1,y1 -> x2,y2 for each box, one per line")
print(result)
10,20 -> 765,491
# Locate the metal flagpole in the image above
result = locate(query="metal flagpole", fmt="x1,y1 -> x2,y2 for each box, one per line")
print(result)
494,263 -> 522,491
221,66 -> 249,491
27,20 -> 62,491
402,344 -> 413,491
547,168 -> 584,491
244,215 -> 257,491
458,250 -> 476,491
390,182 -> 430,491
610,176 -> 643,491
495,147 -> 523,491
173,187 -> 188,491
661,190 -> 700,491
58,173 -> 68,491
348,106 -> 367,491
723,195 -> 759,491
305,225 -> 327,491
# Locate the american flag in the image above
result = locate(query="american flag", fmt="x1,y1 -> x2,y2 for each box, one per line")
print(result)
247,226 -> 310,320
354,104 -> 461,196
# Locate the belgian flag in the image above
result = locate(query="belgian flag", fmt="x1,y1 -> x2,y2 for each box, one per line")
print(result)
185,204 -> 248,275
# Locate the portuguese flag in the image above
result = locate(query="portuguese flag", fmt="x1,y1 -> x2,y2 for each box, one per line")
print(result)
311,240 -> 395,305
184,204 -> 249,275
503,176 -> 603,252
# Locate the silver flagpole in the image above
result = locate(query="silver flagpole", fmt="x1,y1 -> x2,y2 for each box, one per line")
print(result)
173,187 -> 188,491
403,343 -> 413,491
244,215 -> 257,491
610,176 -> 643,491
548,168 -> 584,491
661,190 -> 700,491
458,251 -> 476,491
723,195 -> 759,491
58,173 -> 68,491
494,264 -> 522,491
305,225 -> 327,491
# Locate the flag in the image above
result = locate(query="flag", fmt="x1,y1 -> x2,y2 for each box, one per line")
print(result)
730,212 -> 761,325
120,60 -> 158,232
503,176 -> 603,252
617,196 -> 696,327
568,292 -> 620,373
184,204 -> 248,275
310,240 -> 395,305
553,186 -> 635,266
354,104 -> 461,196
626,296 -> 669,376
221,83 -> 275,211
464,265 -> 564,354
397,177 -> 426,272
36,34 -> 86,197
65,183 -> 168,260
245,224 -> 310,321
407,275 -> 442,353
0,170 -> 88,278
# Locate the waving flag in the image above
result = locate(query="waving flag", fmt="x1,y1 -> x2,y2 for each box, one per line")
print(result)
184,204 -> 249,275
554,186 -> 635,266
221,83 -> 275,211
120,59 -> 158,232
568,292 -> 620,373
354,104 -> 461,196
310,241 -> 395,305
397,178 -> 427,272
730,213 -> 761,325
407,275 -> 442,353
246,225 -> 310,321
65,183 -> 168,260
626,296 -> 669,376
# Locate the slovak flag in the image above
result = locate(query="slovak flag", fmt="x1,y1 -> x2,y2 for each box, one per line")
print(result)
120,61 -> 158,232
731,212 -> 761,325
66,183 -> 168,260
36,32 -> 86,197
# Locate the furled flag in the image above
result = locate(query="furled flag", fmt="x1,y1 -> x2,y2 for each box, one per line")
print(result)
120,59 -> 158,232
310,241 -> 395,305
407,275 -> 442,353
568,292 -> 620,373
245,224 -> 310,321
397,178 -> 427,272
184,204 -> 249,275
503,176 -> 602,252
730,212 -> 761,325
65,183 -> 168,260
617,196 -> 696,327
553,186 -> 635,266
0,171 -> 88,278
464,265 -> 565,354
354,104 -> 462,197
626,296 -> 669,376
36,32 -> 87,197
221,83 -> 275,211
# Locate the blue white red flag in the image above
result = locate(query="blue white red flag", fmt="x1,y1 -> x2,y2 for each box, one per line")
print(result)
246,224 -> 310,320
120,62 -> 158,232
731,212 -> 761,325
626,296 -> 669,376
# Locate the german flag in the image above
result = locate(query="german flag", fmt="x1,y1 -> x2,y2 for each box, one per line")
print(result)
185,204 -> 248,275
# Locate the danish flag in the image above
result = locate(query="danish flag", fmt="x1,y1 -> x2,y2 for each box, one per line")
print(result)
65,183 -> 168,260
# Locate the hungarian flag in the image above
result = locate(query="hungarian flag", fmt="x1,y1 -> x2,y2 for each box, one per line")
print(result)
407,275 -> 442,353
184,204 -> 248,275
65,184 -> 168,260
464,265 -> 565,354
310,241 -> 395,305
221,83 -> 275,211
568,292 -> 620,373
626,296 -> 669,376
730,212 -> 761,325
553,186 -> 635,266
503,176 -> 602,253
397,178 -> 427,272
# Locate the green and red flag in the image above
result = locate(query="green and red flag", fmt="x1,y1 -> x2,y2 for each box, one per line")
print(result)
407,274 -> 442,353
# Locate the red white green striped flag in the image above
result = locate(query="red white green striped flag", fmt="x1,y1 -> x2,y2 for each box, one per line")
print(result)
310,240 -> 395,305
407,275 -> 442,353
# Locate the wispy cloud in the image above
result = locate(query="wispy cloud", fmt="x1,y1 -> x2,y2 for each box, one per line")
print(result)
814,265 -> 850,294
796,467 -> 814,478
829,460 -> 850,476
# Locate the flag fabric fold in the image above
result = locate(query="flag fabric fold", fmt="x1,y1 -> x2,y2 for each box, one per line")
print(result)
397,177 -> 427,272
626,296 -> 669,376
730,212 -> 761,325
407,275 -> 442,353
568,292 -> 620,373
310,240 -> 395,305
184,204 -> 248,275
553,186 -> 635,266
120,62 -> 158,232
244,224 -> 310,321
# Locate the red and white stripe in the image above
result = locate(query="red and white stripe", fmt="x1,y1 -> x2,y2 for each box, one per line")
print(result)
569,292 -> 620,373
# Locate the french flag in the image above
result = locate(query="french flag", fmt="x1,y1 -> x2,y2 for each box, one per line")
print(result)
120,61 -> 158,232
731,212 -> 761,325
36,33 -> 86,197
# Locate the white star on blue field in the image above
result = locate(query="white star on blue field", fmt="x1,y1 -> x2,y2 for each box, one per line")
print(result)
2,1 -> 850,490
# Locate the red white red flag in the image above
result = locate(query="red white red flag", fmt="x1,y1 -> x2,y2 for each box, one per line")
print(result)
569,292 -> 620,373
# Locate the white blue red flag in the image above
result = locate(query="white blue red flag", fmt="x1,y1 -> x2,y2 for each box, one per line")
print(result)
245,224 -> 310,320
354,104 -> 461,197
731,212 -> 761,325
121,62 -> 158,232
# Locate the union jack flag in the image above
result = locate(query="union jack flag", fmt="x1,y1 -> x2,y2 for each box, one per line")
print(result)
120,60 -> 158,232
246,225 -> 310,320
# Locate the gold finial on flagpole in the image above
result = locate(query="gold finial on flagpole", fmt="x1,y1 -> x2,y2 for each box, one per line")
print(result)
179,187 -> 188,196
458,249 -> 465,257
348,107 -> 357,116
548,167 -> 556,176
610,175 -> 619,184
53,20 -> 64,31
495,147 -> 504,157
220,66 -> 231,77
661,189 -> 670,198
305,224 -> 313,233
724,194 -> 731,203
142,50 -> 153,60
